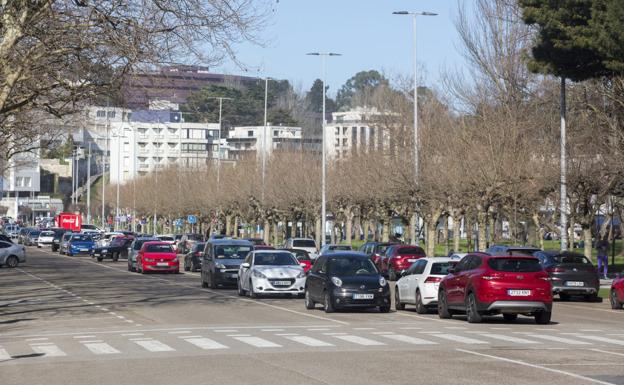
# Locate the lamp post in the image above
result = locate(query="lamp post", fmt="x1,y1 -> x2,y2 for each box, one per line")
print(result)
204,97 -> 233,184
306,52 -> 341,247
86,142 -> 91,223
262,77 -> 270,203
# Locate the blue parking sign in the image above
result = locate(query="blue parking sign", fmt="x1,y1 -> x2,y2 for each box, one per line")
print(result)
187,215 -> 197,224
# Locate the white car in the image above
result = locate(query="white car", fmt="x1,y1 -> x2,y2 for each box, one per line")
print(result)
395,257 -> 458,314
283,238 -> 318,260
96,232 -> 124,248
37,230 -> 55,248
81,224 -> 104,233
237,250 -> 306,298
0,240 -> 25,267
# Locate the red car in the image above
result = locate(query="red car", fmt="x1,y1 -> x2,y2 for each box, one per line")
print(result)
359,242 -> 400,272
610,276 -> 624,310
438,253 -> 552,324
136,241 -> 179,274
283,248 -> 312,273
382,245 -> 426,280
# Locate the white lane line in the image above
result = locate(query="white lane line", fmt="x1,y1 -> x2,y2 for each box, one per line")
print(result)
129,338 -> 153,341
122,333 -> 143,336
323,332 -> 347,336
591,348 -> 624,357
286,336 -> 334,347
372,331 -> 394,335
399,327 -> 422,330
477,333 -> 539,344
83,342 -> 120,355
354,328 -> 376,330
444,327 -> 467,330
333,335 -> 385,346
430,334 -> 488,344
380,334 -> 437,345
133,340 -> 175,352
26,338 -> 49,341
581,329 -> 603,332
28,342 -> 55,346
227,334 -> 251,337
116,316 -> 125,319
178,335 -> 202,339
234,336 -> 282,348
0,348 -> 11,360
214,330 -> 238,333
526,334 -> 591,345
261,329 -> 285,332
31,344 -> 66,357
490,328 -> 511,330
183,337 -> 228,350
576,335 -> 624,346
307,328 -> 331,331
78,340 -> 103,344
169,331 -> 191,334
457,349 -> 616,385
275,333 -> 299,336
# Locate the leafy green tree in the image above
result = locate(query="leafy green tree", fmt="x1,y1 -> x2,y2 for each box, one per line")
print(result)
305,79 -> 336,114
591,0 -> 624,74
336,70 -> 388,109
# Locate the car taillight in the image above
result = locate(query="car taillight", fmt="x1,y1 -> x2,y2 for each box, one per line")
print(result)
195,252 -> 201,256
425,276 -> 441,283
546,267 -> 565,273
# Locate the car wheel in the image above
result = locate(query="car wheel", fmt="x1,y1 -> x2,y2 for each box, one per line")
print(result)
201,277 -> 208,288
184,259 -> 190,272
209,272 -> 217,289
324,292 -> 335,313
503,313 -> 518,322
534,311 -> 551,325
584,293 -> 599,302
465,292 -> 482,323
394,288 -> 405,311
112,253 -> 119,262
304,289 -> 315,309
5,256 -> 19,268
415,290 -> 427,314
388,268 -> 397,281
438,289 -> 453,319
559,293 -> 570,301
610,290 -> 622,310
249,280 -> 258,298
237,279 -> 246,296
96,257 -> 103,262
379,303 -> 391,313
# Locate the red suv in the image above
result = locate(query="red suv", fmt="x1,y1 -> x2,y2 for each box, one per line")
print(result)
610,275 -> 624,310
382,245 -> 426,280
437,253 -> 552,324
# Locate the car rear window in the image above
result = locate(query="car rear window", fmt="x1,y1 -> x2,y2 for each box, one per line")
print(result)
430,262 -> 456,275
146,244 -> 173,253
552,255 -> 591,265
398,247 -> 425,256
329,245 -> 352,251
488,258 -> 542,272
293,240 -> 316,248
41,231 -> 54,236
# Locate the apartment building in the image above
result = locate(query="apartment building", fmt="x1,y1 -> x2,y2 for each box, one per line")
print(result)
324,107 -> 389,160
226,125 -> 303,160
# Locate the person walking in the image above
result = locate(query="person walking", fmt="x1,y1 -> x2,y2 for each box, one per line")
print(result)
596,235 -> 609,279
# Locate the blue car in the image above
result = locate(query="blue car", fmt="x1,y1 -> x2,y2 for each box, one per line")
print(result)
67,234 -> 95,256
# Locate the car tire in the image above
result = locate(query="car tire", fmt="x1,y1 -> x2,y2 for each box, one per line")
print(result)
379,303 -> 391,313
5,256 -> 19,268
388,268 -> 397,281
584,293 -> 599,302
249,280 -> 258,298
96,257 -> 103,262
237,279 -> 246,296
610,290 -> 622,310
534,311 -> 551,325
465,292 -> 483,323
503,313 -> 518,322
438,289 -> 453,319
324,292 -> 335,313
209,272 -> 217,289
201,278 -> 208,288
304,289 -> 315,309
394,288 -> 405,311
184,260 -> 190,272
415,290 -> 427,314
112,253 -> 119,262
559,293 -> 570,301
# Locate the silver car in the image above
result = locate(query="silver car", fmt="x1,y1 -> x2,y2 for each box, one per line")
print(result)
0,240 -> 26,267
127,237 -> 158,272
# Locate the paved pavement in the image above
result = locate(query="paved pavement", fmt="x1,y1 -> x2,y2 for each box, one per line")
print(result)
1,247 -> 624,385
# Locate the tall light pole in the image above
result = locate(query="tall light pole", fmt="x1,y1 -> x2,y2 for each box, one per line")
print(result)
560,77 -> 567,251
102,124 -> 109,229
86,142 -> 91,223
307,52 -> 341,247
262,77 -> 270,203
206,96 -> 233,184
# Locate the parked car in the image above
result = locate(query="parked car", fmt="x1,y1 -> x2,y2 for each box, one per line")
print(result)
534,250 -> 599,301
66,233 -> 95,256
59,232 -> 74,255
283,238 -> 318,260
237,250 -> 306,298
438,253 -> 552,324
17,227 -> 34,244
358,241 -> 400,270
381,245 -> 426,280
136,241 -> 179,274
4,224 -> 21,239
304,252 -> 391,313
177,233 -> 203,255
183,242 -> 205,272
254,245 -> 275,250
96,232 -> 124,248
51,228 -> 72,252
92,236 -> 133,262
283,248 -> 313,273
448,253 -> 467,261
37,230 -> 56,248
81,224 -> 104,233
395,257 -> 457,313
0,233 -> 13,243
127,237 -> 159,272
244,238 -> 266,246
485,245 -> 541,256
0,240 -> 26,267
201,239 -> 253,289
24,229 -> 41,246
610,275 -> 624,310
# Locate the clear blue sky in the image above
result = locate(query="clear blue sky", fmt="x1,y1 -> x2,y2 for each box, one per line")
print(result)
216,0 -> 470,96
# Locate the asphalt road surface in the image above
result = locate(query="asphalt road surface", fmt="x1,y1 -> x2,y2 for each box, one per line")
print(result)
1,247 -> 623,385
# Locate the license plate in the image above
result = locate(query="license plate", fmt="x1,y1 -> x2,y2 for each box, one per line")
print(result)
272,281 -> 291,286
157,262 -> 169,267
102,249 -> 107,253
407,259 -> 417,262
80,248 -> 89,251
230,273 -> 238,279
508,289 -> 531,296
353,293 -> 374,300
565,281 -> 585,287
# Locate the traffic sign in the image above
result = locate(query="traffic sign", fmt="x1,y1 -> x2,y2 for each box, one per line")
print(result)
187,215 -> 197,224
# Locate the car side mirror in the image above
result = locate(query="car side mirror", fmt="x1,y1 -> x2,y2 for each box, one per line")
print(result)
448,268 -> 456,274
399,269 -> 407,277
241,262 -> 250,268
299,263 -> 307,268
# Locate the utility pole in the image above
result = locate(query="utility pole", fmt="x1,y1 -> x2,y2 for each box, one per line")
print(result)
206,96 -> 233,184
560,77 -> 568,251
262,77 -> 270,203
86,142 -> 91,223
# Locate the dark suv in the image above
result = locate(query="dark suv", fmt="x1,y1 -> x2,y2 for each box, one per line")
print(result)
438,253 -> 553,324
534,251 -> 599,301
201,239 -> 253,289
485,245 -> 541,256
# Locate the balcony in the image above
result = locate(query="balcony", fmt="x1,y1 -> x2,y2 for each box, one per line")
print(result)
138,163 -> 149,169
137,148 -> 149,155
138,134 -> 148,139
154,164 -> 165,169
154,134 -> 165,139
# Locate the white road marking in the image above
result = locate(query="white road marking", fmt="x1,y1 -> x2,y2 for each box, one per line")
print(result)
26,338 -> 49,341
380,334 -> 437,345
430,334 -> 488,344
183,337 -> 228,350
116,316 -> 125,319
133,339 -> 175,352
285,336 -> 334,347
457,349 -> 616,385
444,327 -> 467,330
227,334 -> 251,337
122,333 -> 143,336
275,333 -> 299,336
580,329 -> 603,332
323,332 -> 347,336
372,331 -> 394,335
0,348 -> 11,360
576,335 -> 624,346
31,344 -> 66,357
477,333 -> 538,344
178,335 -> 202,339
83,342 -> 120,355
307,328 -> 331,331
79,340 -> 103,343
334,335 -> 385,346
214,330 -> 238,333
591,348 -> 624,357
168,331 -> 191,335
234,336 -> 282,348
261,329 -> 285,332
353,328 -> 376,330
526,334 -> 591,345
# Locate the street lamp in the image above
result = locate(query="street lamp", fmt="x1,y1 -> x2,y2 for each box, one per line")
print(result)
262,77 -> 271,203
204,97 -> 233,183
307,52 -> 341,247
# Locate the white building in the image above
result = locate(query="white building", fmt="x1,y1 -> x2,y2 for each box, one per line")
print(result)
325,107 -> 389,159
226,125 -> 303,160
109,110 -> 220,184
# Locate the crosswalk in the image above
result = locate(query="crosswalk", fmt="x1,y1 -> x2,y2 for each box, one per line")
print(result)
1,328 -> 624,361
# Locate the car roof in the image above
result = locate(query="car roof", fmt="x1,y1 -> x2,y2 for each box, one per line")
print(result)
490,245 -> 540,251
486,254 -> 539,259
136,237 -> 159,241
420,257 -> 454,263
322,251 -> 369,259
143,241 -> 171,246
209,239 -> 253,246
539,250 -> 586,257
254,249 -> 292,254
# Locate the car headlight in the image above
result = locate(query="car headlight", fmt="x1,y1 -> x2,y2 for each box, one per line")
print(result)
252,270 -> 267,279
296,271 -> 305,279
379,277 -> 387,287
215,263 -> 226,269
331,276 -> 343,287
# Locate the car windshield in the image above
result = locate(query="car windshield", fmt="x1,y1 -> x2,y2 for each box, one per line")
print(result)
146,244 -> 173,253
254,252 -> 298,266
41,231 -> 54,237
135,239 -> 156,250
329,245 -> 352,251
293,251 -> 311,261
488,258 -> 542,272
29,231 -> 41,237
214,245 -> 252,259
374,244 -> 394,254
430,262 -> 457,275
505,249 -> 538,256
328,257 -> 378,276
110,238 -> 126,247
71,235 -> 92,242
293,239 -> 316,248
552,255 -> 591,265
194,243 -> 206,252
397,247 -> 425,256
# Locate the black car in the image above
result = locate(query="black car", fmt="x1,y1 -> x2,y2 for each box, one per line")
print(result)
486,245 -> 541,256
201,239 -> 253,289
534,250 -> 600,301
92,237 -> 133,262
304,252 -> 391,313
184,242 -> 206,272
52,228 -> 72,252
0,233 -> 14,243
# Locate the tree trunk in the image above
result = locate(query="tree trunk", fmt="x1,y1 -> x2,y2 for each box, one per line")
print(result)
346,215 -> 353,245
583,227 -> 592,261
477,211 -> 487,252
426,220 -> 436,257
567,211 -> 575,250
273,221 -> 279,247
453,215 -> 461,253
263,219 -> 270,245
409,211 -> 417,245
382,219 -> 390,242
465,216 -> 473,252
315,217 -> 321,247
234,216 -> 239,238
532,212 -> 545,250
290,219 -> 297,238
487,214 -> 495,248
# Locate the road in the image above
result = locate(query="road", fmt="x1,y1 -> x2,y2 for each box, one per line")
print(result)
1,247 -> 623,385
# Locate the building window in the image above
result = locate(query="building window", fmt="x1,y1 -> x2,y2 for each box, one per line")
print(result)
342,138 -> 347,146
107,111 -> 116,118
96,110 -> 106,118
273,130 -> 279,137
181,143 -> 206,152
335,127 -> 339,135
123,142 -> 130,152
245,143 -> 251,149
247,130 -> 254,137
335,138 -> 340,147
342,127 -> 347,135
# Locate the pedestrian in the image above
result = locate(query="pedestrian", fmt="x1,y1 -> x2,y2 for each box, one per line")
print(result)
596,235 -> 609,279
